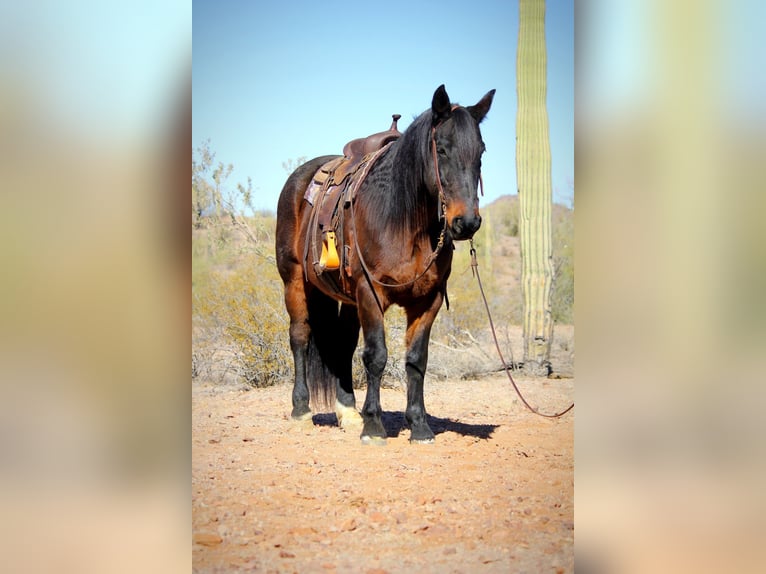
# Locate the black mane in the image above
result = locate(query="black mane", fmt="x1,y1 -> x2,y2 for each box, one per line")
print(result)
363,106 -> 482,236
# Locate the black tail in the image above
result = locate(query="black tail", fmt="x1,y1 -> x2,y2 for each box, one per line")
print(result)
305,294 -> 359,411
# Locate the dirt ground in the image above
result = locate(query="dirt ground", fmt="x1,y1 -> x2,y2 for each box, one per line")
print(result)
192,370 -> 573,573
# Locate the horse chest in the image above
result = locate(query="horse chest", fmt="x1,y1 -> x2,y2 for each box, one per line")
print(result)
386,258 -> 449,303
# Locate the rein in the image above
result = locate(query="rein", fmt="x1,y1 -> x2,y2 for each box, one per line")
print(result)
469,239 -> 574,418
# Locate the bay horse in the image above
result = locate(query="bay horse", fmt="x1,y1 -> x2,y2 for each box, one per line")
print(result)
276,85 -> 495,444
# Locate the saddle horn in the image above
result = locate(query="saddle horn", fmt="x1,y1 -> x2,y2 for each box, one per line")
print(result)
343,114 -> 403,159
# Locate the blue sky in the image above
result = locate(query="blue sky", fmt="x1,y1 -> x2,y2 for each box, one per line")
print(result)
0,0 -> 189,142
193,0 -> 573,212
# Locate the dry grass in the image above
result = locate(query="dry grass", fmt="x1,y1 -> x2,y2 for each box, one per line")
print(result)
191,196 -> 574,388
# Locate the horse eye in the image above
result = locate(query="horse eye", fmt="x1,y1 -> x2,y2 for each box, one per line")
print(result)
437,147 -> 447,157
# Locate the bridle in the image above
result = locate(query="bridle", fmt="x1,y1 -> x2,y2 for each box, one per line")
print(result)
430,122 -> 449,223
430,105 -> 485,217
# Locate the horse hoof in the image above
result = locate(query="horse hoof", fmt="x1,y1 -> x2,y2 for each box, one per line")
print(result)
408,423 -> 435,444
360,435 -> 387,446
335,401 -> 363,429
409,437 -> 435,445
291,410 -> 313,422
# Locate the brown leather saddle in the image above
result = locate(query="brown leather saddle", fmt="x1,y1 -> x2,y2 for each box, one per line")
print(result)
303,114 -> 402,300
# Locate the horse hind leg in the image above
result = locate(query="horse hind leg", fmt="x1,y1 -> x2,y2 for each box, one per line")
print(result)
285,280 -> 313,421
356,285 -> 388,445
288,288 -> 344,422
359,328 -> 388,445
335,400 -> 363,429
334,304 -> 363,430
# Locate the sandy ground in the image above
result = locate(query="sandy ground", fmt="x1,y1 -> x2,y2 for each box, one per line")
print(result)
192,373 -> 573,573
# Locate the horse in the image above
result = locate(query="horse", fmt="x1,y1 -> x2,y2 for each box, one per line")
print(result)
275,84 -> 495,444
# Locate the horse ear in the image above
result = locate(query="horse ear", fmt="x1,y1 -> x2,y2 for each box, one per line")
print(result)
431,84 -> 452,125
468,89 -> 496,123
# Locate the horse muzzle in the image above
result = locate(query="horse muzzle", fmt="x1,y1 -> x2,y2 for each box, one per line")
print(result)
449,213 -> 482,240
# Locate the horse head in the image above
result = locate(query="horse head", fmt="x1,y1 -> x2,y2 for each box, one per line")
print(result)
429,85 -> 495,241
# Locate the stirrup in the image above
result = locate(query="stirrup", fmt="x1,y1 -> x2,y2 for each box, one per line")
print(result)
319,231 -> 340,270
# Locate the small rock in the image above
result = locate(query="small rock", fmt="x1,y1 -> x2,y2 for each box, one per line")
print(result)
288,526 -> 316,536
193,533 -> 222,546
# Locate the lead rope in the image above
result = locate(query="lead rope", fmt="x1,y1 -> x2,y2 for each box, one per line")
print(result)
469,239 -> 574,418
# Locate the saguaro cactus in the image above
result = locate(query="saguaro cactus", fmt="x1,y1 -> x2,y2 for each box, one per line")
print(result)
516,0 -> 554,375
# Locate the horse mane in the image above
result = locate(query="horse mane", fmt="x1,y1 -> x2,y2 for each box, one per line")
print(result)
365,106 -> 481,236
360,109 -> 435,235
376,110 -> 432,232
451,106 -> 485,163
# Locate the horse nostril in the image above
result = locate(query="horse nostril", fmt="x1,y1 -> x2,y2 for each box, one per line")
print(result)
450,214 -> 481,239
451,216 -> 464,235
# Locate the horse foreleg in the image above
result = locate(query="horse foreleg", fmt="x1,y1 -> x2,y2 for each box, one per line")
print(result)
357,285 -> 388,444
404,293 -> 443,443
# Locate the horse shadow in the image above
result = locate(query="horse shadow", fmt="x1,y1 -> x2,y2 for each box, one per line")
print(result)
312,411 -> 498,440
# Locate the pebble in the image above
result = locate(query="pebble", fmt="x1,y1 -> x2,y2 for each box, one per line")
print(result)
193,533 -> 223,546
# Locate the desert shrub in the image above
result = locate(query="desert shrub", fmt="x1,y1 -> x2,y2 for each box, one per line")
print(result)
194,259 -> 291,387
192,201 -> 292,386
491,196 -> 520,237
551,204 -> 574,324
434,241 -> 495,338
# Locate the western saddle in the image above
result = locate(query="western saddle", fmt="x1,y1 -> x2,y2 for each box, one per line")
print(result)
303,114 -> 402,299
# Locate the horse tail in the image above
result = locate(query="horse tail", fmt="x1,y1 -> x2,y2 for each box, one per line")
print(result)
305,292 -> 342,411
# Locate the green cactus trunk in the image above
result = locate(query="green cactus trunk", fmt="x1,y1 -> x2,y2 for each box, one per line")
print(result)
516,0 -> 553,375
